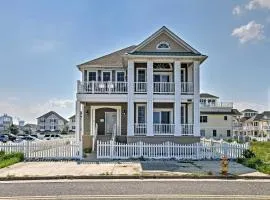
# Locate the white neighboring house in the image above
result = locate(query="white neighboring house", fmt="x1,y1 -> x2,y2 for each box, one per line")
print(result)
0,114 -> 13,133
199,93 -> 241,139
75,26 -> 208,149
37,111 -> 68,133
68,115 -> 76,132
241,110 -> 270,138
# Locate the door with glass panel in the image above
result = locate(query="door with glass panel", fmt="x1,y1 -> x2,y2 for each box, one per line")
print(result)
87,71 -> 97,93
136,105 -> 146,134
136,69 -> 146,92
154,74 -> 170,93
116,71 -> 126,93
101,71 -> 111,92
153,111 -> 171,134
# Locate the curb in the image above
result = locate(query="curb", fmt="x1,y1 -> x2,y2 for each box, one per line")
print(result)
0,175 -> 270,181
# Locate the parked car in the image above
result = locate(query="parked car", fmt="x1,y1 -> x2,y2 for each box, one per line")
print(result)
44,134 -> 62,140
3,134 -> 17,142
0,135 -> 8,143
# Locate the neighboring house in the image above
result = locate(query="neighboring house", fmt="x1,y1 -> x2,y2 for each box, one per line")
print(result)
0,114 -> 13,133
241,111 -> 270,138
199,93 -> 241,139
23,123 -> 37,134
37,111 -> 68,133
68,115 -> 76,132
75,26 -> 207,149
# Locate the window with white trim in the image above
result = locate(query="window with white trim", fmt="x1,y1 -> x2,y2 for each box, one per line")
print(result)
156,41 -> 170,50
88,72 -> 96,81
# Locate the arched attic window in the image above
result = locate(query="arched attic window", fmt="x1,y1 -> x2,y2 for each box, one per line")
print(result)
156,41 -> 170,50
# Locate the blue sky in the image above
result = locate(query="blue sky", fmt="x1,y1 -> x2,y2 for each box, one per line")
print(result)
0,0 -> 270,123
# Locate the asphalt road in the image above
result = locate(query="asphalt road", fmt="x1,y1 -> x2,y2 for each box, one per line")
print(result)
0,179 -> 270,199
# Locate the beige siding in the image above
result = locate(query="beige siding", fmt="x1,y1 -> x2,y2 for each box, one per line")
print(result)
139,32 -> 189,52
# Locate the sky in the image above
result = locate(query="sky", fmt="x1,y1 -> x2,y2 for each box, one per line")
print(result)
0,0 -> 270,124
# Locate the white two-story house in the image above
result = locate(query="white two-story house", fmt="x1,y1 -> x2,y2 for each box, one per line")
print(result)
0,114 -> 13,133
75,26 -> 207,149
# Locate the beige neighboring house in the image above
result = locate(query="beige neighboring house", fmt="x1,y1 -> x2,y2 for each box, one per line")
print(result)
241,110 -> 270,138
68,115 -> 76,132
37,111 -> 68,133
199,93 -> 241,139
75,26 -> 208,150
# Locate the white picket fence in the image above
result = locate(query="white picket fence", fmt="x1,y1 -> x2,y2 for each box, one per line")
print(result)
0,138 -> 80,160
97,139 -> 249,160
248,136 -> 269,142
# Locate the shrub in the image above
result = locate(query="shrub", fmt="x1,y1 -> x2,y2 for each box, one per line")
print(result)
0,152 -> 24,169
244,157 -> 263,169
242,149 -> 255,159
227,139 -> 233,143
0,151 -> 5,157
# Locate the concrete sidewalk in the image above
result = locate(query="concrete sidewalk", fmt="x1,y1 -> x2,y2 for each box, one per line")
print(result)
0,160 -> 268,178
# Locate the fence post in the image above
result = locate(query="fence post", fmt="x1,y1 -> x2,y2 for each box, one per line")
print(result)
196,143 -> 200,160
110,140 -> 114,159
139,141 -> 143,157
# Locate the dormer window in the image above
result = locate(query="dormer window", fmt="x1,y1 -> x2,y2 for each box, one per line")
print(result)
156,41 -> 170,50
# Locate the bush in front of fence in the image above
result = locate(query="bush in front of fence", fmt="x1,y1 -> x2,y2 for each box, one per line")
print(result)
0,151 -> 24,169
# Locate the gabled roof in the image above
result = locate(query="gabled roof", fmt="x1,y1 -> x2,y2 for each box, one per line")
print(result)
241,109 -> 257,113
200,93 -> 219,99
24,124 -> 37,128
240,116 -> 250,123
232,109 -> 241,115
78,45 -> 136,67
37,111 -> 68,123
130,26 -> 200,54
69,115 -> 75,119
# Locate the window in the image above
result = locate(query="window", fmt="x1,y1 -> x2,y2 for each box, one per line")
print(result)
72,126 -> 75,130
153,111 -> 171,124
89,72 -> 96,81
156,41 -> 170,49
102,72 -> 111,81
84,70 -> 87,82
137,69 -> 146,82
224,116 -> 228,121
213,130 -> 217,137
227,130 -> 231,137
117,72 -> 125,82
181,105 -> 185,124
200,130 -> 205,137
154,74 -> 170,82
200,116 -> 208,123
137,105 -> 146,123
254,122 -> 258,126
72,119 -> 75,122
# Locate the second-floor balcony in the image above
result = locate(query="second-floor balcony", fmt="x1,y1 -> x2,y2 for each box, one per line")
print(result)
78,81 -> 194,95
200,102 -> 233,108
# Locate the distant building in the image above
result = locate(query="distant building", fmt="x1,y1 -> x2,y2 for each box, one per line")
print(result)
23,124 -> 37,134
68,115 -> 76,132
37,111 -> 68,133
199,93 -> 241,139
0,114 -> 13,133
19,120 -> 25,128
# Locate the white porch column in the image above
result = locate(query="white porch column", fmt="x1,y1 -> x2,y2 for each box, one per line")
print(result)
75,100 -> 83,159
193,61 -> 200,137
127,60 -> 134,136
147,60 -> 154,136
81,103 -> 84,135
174,61 -> 181,136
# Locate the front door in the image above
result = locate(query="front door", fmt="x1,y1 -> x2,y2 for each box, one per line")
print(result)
105,112 -> 117,135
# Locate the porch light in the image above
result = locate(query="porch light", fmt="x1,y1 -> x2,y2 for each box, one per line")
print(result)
122,109 -> 126,115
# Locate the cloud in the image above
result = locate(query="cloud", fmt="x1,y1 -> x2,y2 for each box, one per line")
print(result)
30,39 -> 60,53
245,0 -> 270,10
231,21 -> 265,43
232,5 -> 243,15
0,98 -> 74,124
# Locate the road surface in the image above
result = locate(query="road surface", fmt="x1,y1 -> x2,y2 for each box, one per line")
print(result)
0,179 -> 269,199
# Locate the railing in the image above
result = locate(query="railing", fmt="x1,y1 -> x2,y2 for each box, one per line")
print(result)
154,124 -> 175,135
181,124 -> 194,136
153,82 -> 175,94
200,102 -> 233,108
181,82 -> 193,94
97,139 -> 248,159
134,82 -> 147,93
78,81 -> 128,94
263,126 -> 270,130
134,123 -> 147,135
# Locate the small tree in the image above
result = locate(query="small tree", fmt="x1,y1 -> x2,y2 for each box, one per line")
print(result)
8,124 -> 19,135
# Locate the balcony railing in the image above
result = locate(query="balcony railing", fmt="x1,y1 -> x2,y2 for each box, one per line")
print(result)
134,123 -> 147,135
200,102 -> 233,108
153,82 -> 175,94
134,82 -> 147,93
78,81 -> 128,94
181,124 -> 194,136
263,126 -> 270,130
153,124 -> 175,135
181,82 -> 193,94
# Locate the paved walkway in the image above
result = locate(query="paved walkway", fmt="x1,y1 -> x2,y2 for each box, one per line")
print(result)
0,160 -> 268,178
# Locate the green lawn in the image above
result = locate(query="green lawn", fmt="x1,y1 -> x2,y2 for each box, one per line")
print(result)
0,151 -> 24,169
238,142 -> 270,175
